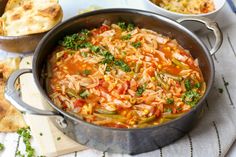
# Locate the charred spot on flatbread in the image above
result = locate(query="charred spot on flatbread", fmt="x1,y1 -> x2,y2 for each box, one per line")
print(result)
1,0 -> 63,36
23,3 -> 32,11
38,4 -> 61,19
11,13 -> 21,21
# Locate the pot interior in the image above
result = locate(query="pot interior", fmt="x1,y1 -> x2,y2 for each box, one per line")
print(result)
34,9 -> 213,120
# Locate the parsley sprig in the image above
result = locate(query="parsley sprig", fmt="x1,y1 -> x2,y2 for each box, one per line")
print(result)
16,127 -> 35,157
0,143 -> 4,151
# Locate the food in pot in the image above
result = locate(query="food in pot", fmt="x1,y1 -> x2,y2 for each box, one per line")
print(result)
150,0 -> 215,14
46,22 -> 206,128
0,0 -> 63,36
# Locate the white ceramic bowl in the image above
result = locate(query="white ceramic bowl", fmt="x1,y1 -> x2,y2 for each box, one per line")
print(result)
143,0 -> 226,30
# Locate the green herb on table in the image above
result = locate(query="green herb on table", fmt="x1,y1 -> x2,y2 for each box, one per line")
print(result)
131,41 -> 141,48
16,127 -> 35,157
218,88 -> 223,93
0,143 -> 4,151
57,137 -> 61,141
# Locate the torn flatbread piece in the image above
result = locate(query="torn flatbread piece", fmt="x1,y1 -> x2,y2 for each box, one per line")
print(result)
0,0 -> 63,36
0,58 -> 27,132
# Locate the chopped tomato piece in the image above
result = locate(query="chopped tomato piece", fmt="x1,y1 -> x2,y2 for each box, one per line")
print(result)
73,99 -> 86,108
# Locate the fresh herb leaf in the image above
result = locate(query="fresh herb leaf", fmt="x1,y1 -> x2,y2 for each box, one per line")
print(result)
101,51 -> 115,64
59,33 -> 79,50
182,90 -> 200,107
114,59 -> 131,72
105,66 -> 111,72
79,90 -> 89,99
136,85 -> 145,96
57,137 -> 61,141
184,79 -> 192,90
117,22 -> 127,30
80,51 -> 88,57
80,29 -> 90,36
0,143 -> 4,151
194,82 -> 201,88
121,34 -> 131,40
91,45 -> 100,53
164,108 -> 172,113
127,23 -> 135,31
17,127 -> 35,157
131,41 -> 141,48
218,88 -> 223,93
39,133 -> 43,136
82,69 -> 91,75
117,22 -> 135,31
166,98 -> 174,104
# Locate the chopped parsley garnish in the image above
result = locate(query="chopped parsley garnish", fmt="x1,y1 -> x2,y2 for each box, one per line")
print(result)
117,22 -> 135,31
182,90 -> 200,107
79,90 -> 89,99
114,60 -> 131,72
17,127 -> 35,157
59,29 -> 91,50
82,69 -> 91,75
39,133 -> 43,136
105,66 -> 111,72
131,41 -> 141,48
80,29 -> 90,36
0,143 -> 4,151
194,82 -> 201,88
136,85 -> 145,96
57,137 -> 61,141
80,51 -> 88,57
121,34 -> 131,40
127,23 -> 135,31
164,108 -> 172,113
218,88 -> 223,93
117,22 -> 127,31
166,98 -> 174,104
184,79 -> 192,90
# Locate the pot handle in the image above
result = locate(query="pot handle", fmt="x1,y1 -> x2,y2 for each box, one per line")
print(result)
5,69 -> 59,116
177,16 -> 223,56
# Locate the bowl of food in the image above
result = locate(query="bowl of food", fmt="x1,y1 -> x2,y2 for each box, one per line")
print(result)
5,9 -> 222,154
144,0 -> 226,20
0,0 -> 63,53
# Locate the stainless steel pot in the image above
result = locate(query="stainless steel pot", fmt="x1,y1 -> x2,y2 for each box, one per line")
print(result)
5,9 -> 222,154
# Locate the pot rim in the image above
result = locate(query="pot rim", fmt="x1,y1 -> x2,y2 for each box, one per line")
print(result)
33,8 -> 214,132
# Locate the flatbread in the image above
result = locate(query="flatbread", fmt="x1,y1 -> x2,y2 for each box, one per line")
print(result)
1,0 -> 63,36
0,58 -> 27,132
